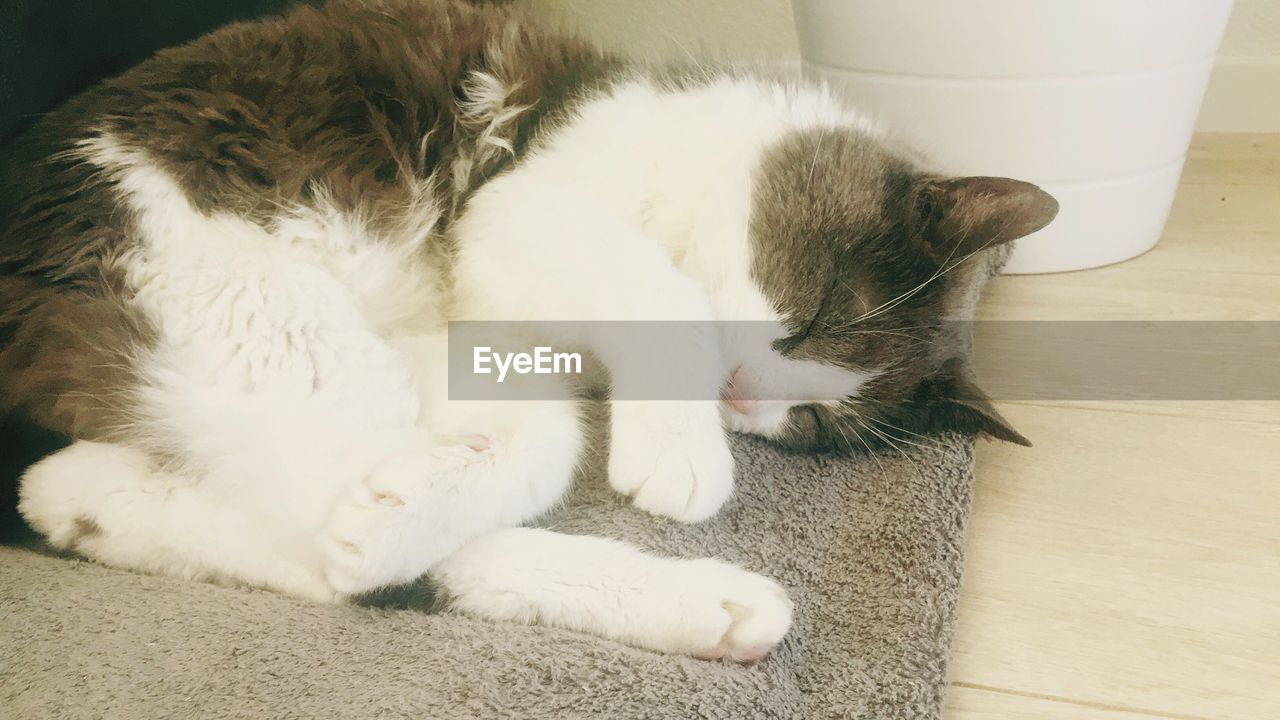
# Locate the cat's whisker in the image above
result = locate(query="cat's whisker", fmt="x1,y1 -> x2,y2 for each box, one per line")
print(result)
815,314 -> 933,343
867,416 -> 937,446
845,251 -> 961,325
837,327 -> 929,343
854,432 -> 886,474
856,418 -> 902,456
824,403 -> 877,462
855,417 -> 896,451
855,417 -> 926,480
843,217 -> 998,328
864,418 -> 935,452
819,312 -> 908,331
828,415 -> 883,472
841,233 -> 965,326
807,125 -> 828,188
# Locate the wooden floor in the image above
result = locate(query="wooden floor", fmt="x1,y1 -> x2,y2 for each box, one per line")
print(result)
944,134 -> 1280,720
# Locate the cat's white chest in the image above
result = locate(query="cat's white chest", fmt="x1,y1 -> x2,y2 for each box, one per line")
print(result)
124,209 -> 428,396
83,135 -> 434,390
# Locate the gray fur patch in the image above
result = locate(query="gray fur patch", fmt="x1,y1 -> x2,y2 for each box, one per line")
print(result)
67,516 -> 103,550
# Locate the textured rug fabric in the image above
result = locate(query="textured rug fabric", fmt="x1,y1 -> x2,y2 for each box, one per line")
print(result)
0,433 -> 974,720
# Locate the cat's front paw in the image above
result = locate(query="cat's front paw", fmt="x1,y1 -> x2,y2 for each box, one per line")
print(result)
666,559 -> 793,663
320,444 -> 488,596
608,402 -> 733,523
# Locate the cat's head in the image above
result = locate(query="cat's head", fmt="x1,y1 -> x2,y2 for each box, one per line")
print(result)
722,126 -> 1058,452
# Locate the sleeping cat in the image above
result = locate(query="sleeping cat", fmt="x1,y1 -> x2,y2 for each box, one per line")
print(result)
0,0 -> 1056,662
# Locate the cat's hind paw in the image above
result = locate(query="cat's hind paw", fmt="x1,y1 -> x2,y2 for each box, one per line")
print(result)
18,441 -> 150,549
320,444 -> 488,596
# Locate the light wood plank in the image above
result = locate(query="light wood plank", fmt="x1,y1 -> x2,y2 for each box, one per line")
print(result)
954,133 -> 1279,717
1183,133 -> 1280,187
1132,229 -> 1278,276
951,403 -> 1280,720
1162,182 -> 1280,235
1003,400 -> 1280,428
945,684 -> 1189,720
1181,156 -> 1280,187
1187,133 -> 1280,161
977,268 -> 1280,321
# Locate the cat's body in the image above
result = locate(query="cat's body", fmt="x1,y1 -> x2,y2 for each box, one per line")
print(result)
1,0 -> 1056,661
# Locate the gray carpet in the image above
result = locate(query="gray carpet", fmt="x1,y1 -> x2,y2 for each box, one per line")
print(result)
0,432 -> 974,720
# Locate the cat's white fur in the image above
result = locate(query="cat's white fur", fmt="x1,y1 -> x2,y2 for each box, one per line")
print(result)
20,75 -> 874,660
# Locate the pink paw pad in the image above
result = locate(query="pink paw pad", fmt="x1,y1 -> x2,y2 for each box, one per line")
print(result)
460,434 -> 491,451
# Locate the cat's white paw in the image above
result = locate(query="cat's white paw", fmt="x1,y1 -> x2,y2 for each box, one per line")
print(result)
268,561 -> 344,604
18,441 -> 149,548
608,402 -> 734,522
661,559 -> 793,663
320,444 -> 489,596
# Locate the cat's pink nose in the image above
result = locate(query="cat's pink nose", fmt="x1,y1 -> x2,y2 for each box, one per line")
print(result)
721,366 -> 756,415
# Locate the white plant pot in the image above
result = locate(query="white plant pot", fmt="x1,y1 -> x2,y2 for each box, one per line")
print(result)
793,0 -> 1234,274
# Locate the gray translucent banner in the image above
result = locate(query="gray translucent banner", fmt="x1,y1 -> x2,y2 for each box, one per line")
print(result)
972,321 -> 1280,400
447,321 -> 1280,401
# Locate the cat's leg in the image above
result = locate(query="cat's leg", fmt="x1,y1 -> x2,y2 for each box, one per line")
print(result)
19,441 -> 337,601
453,179 -> 734,522
19,405 -> 582,602
431,527 -> 793,662
13,142 -> 576,600
318,394 -> 583,596
15,298 -> 583,601
316,331 -> 586,595
19,387 -> 585,602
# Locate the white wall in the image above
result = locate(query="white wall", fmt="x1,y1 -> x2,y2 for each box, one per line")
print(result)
528,0 -> 797,61
1221,0 -> 1280,56
1200,0 -> 1280,131
531,0 -> 1278,132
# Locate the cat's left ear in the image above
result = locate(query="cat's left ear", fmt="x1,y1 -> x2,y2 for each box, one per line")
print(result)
926,359 -> 1031,446
945,372 -> 1031,446
918,176 -> 1059,261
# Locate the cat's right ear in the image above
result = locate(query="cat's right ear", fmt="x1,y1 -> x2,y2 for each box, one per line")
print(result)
917,176 -> 1059,262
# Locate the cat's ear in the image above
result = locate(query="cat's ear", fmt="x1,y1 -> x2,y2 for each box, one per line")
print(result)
918,176 -> 1058,261
944,373 -> 1031,446
924,359 -> 1031,446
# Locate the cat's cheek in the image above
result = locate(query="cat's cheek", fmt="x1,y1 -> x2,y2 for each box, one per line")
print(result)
720,400 -> 799,439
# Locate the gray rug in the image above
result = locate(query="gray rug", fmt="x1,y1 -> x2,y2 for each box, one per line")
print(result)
0,433 -> 974,720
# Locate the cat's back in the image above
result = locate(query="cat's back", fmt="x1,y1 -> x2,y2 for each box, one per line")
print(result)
2,0 -> 527,236
5,0 -> 620,254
